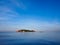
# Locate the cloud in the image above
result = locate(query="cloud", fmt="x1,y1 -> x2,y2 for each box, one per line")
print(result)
0,15 -> 60,31
10,0 -> 26,10
13,19 -> 60,31
0,0 -> 26,21
0,6 -> 19,21
11,0 -> 26,9
0,0 -> 26,10
0,17 -> 9,20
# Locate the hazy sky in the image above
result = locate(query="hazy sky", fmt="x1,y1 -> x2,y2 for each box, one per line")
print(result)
0,0 -> 60,31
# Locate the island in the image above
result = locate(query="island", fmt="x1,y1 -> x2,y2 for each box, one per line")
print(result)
16,29 -> 36,32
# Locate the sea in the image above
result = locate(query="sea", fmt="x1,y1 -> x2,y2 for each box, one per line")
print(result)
0,31 -> 60,45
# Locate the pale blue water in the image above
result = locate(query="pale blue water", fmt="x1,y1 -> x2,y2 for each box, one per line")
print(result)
0,32 -> 60,45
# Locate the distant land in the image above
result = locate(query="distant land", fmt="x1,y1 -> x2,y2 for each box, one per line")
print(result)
16,29 -> 36,32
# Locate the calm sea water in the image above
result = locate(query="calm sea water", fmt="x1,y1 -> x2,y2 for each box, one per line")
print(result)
0,31 -> 60,45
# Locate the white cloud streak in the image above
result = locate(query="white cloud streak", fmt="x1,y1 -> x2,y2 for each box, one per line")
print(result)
0,6 -> 19,21
0,0 -> 26,20
10,0 -> 26,9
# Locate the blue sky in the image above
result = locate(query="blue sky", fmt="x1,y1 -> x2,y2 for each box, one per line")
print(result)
0,0 -> 60,31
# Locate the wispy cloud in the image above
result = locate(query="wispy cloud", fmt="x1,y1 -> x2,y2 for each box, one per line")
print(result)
0,0 -> 26,10
0,0 -> 26,21
10,0 -> 26,9
0,17 -> 8,20
14,19 -> 60,31
0,6 -> 19,21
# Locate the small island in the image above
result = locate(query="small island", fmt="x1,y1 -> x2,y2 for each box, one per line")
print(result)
16,29 -> 36,32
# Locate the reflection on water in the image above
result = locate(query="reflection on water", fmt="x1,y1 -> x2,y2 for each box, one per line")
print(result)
0,32 -> 60,45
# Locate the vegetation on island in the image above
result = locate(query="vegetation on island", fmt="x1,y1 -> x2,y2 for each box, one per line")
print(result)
16,29 -> 35,32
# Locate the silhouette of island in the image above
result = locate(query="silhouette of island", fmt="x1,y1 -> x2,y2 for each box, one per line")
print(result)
16,29 -> 35,32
